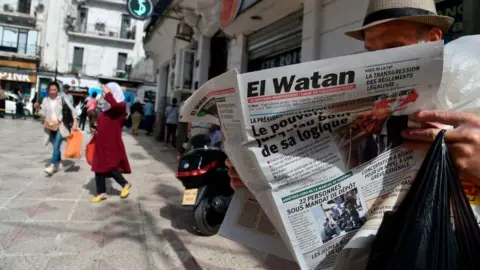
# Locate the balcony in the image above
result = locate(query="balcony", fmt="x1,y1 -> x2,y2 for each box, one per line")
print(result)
0,41 -> 40,60
88,0 -> 126,6
113,68 -> 128,79
0,3 -> 35,27
69,63 -> 85,75
67,23 -> 136,44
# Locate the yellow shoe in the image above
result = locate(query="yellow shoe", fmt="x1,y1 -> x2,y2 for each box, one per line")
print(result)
120,184 -> 131,199
91,195 -> 107,203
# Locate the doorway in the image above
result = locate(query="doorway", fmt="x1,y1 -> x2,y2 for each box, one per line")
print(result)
208,31 -> 229,80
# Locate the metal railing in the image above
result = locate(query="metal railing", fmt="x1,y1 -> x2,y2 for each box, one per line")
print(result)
0,2 -> 32,15
69,63 -> 85,74
72,23 -> 135,40
113,68 -> 128,78
0,41 -> 40,57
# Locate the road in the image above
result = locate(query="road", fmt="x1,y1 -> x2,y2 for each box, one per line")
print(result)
0,118 -> 296,270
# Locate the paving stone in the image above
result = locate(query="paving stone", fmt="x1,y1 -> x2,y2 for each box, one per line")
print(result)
0,119 -> 278,269
0,255 -> 50,270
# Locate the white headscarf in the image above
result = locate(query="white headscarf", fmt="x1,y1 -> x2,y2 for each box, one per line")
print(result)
100,82 -> 125,111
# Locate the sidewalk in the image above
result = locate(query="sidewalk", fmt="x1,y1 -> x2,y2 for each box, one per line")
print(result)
0,118 -> 296,269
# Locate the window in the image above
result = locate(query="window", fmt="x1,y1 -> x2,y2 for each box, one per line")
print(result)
72,47 -> 84,73
76,7 -> 88,33
120,14 -> 131,39
181,50 -> 195,89
117,53 -> 127,71
17,0 -> 31,14
2,28 -> 18,48
117,53 -> 128,77
17,30 -> 27,54
26,30 -> 37,56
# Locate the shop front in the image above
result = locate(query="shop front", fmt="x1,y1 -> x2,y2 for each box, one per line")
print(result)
0,59 -> 37,102
246,10 -> 303,72
436,0 -> 464,43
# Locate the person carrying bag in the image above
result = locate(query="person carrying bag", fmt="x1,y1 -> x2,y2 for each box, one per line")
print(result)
35,81 -> 78,176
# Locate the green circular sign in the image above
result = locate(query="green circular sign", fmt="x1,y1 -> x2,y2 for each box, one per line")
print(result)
127,0 -> 153,20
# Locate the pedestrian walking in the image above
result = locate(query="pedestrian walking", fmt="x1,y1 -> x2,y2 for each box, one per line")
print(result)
34,81 -> 77,176
130,100 -> 143,136
91,82 -> 131,203
144,99 -> 155,136
86,92 -> 98,132
31,93 -> 39,119
124,96 -> 132,128
15,89 -> 25,119
78,97 -> 88,130
164,98 -> 179,149
0,88 -> 6,118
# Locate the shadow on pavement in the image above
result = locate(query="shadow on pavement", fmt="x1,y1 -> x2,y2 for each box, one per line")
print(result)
127,130 -> 178,172
83,177 -> 121,196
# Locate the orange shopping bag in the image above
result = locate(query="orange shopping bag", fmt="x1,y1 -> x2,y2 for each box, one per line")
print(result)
85,135 -> 96,166
64,131 -> 83,159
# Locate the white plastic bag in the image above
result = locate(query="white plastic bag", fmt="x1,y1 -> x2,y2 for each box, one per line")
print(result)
435,35 -> 480,114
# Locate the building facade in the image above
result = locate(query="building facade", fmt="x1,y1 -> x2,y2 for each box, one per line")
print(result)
0,0 -> 44,102
36,0 -> 154,104
143,0 -> 478,137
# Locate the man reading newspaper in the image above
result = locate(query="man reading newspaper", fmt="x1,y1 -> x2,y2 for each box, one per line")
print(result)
222,0 -> 480,269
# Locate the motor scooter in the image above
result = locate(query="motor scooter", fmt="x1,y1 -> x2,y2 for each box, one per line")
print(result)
175,134 -> 234,236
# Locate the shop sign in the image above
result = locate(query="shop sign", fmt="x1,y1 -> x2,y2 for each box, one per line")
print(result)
248,47 -> 301,72
0,72 -> 35,83
219,0 -> 260,28
436,0 -> 463,43
127,0 -> 153,20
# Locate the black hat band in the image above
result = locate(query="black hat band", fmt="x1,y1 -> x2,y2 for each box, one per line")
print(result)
363,7 -> 436,26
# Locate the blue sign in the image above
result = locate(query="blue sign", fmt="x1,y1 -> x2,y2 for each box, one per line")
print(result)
127,0 -> 153,20
89,88 -> 102,98
40,88 -> 48,98
124,92 -> 136,104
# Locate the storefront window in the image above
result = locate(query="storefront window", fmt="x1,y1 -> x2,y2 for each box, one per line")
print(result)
436,0 -> 464,43
248,47 -> 301,72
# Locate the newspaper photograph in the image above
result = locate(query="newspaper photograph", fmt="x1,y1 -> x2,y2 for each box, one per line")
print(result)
179,40 -> 479,269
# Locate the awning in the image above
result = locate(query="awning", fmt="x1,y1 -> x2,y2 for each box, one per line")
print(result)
219,0 -> 262,29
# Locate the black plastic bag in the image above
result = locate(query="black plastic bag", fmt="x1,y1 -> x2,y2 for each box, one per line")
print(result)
366,130 -> 480,270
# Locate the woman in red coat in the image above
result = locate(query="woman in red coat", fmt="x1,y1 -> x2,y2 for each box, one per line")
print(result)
91,82 -> 132,203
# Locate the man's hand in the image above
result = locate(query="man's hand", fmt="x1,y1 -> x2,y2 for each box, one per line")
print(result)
401,110 -> 480,186
225,159 -> 245,190
34,103 -> 40,110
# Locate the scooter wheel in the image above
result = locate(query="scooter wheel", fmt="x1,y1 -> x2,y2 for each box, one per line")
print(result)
193,199 -> 222,236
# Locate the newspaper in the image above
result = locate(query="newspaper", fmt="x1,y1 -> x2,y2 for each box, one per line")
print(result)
179,41 -> 478,269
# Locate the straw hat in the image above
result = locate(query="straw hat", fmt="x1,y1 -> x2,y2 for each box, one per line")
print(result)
345,0 -> 454,41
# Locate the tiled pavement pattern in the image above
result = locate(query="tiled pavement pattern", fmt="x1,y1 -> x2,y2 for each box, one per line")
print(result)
0,119 -> 299,270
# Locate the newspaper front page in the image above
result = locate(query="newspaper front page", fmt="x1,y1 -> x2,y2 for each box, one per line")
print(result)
179,41 -> 477,269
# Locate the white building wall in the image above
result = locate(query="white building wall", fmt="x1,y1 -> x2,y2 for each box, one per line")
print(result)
315,0 -> 367,59
66,40 -> 133,77
41,0 -> 146,78
222,0 -> 369,71
40,0 -> 70,71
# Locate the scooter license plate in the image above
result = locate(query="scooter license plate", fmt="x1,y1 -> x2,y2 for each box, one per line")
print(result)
182,189 -> 198,205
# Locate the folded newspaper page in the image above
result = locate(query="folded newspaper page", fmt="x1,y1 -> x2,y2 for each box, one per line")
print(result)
179,41 -> 480,269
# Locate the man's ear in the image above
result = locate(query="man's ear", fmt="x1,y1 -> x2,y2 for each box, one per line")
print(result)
425,27 -> 443,41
